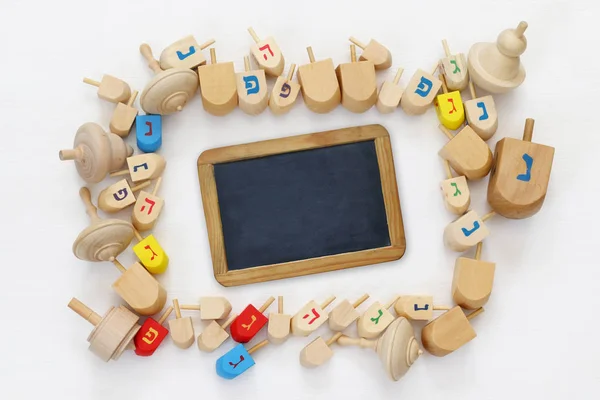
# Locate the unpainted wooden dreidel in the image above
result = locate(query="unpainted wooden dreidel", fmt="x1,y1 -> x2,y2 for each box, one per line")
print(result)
230,296 -> 275,343
97,179 -> 151,213
400,65 -> 442,115
132,228 -> 169,274
168,299 -> 195,349
132,177 -> 164,231
297,46 -> 341,113
159,36 -> 215,70
133,306 -> 173,356
464,80 -> 498,141
180,297 -> 232,320
68,297 -> 140,362
439,39 -> 468,91
291,295 -> 336,336
488,118 -> 555,219
198,48 -> 238,116
356,295 -> 399,339
139,43 -> 199,115
438,124 -> 493,180
83,74 -> 132,104
452,241 -> 495,309
269,64 -> 301,115
110,153 -> 166,182
72,187 -> 134,262
336,44 -> 377,113
376,68 -> 404,114
109,91 -> 139,137
349,36 -> 392,70
216,340 -> 269,380
338,317 -> 422,381
59,122 -> 133,184
300,332 -> 343,368
444,210 -> 495,252
440,158 -> 470,215
435,74 -> 465,130
394,296 -> 452,321
236,56 -> 268,115
111,258 -> 167,316
328,293 -> 370,331
421,306 -> 484,357
248,27 -> 285,77
267,296 -> 291,344
197,314 -> 237,352
135,114 -> 162,153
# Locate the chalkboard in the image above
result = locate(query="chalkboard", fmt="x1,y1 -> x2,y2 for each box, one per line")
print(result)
198,124 -> 405,286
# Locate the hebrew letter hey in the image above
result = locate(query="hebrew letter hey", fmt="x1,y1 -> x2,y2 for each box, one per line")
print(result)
243,75 -> 260,95
279,83 -> 291,98
302,308 -> 321,325
113,188 -> 128,201
176,46 -> 196,60
415,76 -> 433,97
140,198 -> 156,214
259,44 -> 274,60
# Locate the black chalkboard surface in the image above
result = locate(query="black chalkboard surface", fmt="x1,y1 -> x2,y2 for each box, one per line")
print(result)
198,124 -> 405,286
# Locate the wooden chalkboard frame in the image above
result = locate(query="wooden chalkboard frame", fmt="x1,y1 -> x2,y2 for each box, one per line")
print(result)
197,124 -> 406,286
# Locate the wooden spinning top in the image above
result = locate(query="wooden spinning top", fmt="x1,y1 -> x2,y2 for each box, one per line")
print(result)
139,43 -> 199,115
59,122 -> 133,184
72,187 -> 134,262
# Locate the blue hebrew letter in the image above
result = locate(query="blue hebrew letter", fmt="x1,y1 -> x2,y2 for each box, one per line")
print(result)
517,153 -> 533,182
414,304 -> 430,311
133,163 -> 148,173
113,188 -> 128,201
243,76 -> 260,95
279,83 -> 291,98
477,101 -> 489,121
415,76 -> 433,97
177,46 -> 196,60
461,221 -> 480,237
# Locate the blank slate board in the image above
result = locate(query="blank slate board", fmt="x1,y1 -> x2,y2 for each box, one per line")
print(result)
197,124 -> 405,286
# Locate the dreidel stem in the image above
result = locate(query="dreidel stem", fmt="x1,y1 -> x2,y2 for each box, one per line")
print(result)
278,296 -> 284,314
475,242 -> 483,260
523,118 -> 534,142
173,299 -> 182,319
515,21 -> 528,37
433,305 -> 452,311
348,37 -> 367,49
221,314 -> 237,329
83,77 -> 101,87
247,339 -> 269,355
247,27 -> 260,43
132,227 -> 144,242
59,148 -> 83,161
393,68 -> 404,85
258,296 -> 275,313
439,124 -> 455,140
158,306 -> 174,325
468,80 -> 477,99
110,169 -> 130,178
440,73 -> 448,93
139,44 -> 162,74
152,177 -> 162,196
127,91 -> 138,107
350,44 -> 357,63
287,64 -> 296,81
111,258 -> 127,274
431,62 -> 440,75
384,295 -> 400,309
482,211 -> 496,222
352,294 -> 370,308
466,307 -> 484,320
199,39 -> 215,50
131,180 -> 151,193
180,304 -> 201,311
244,56 -> 251,72
443,159 -> 454,180
326,332 -> 343,346
320,296 -> 336,309
68,298 -> 101,326
337,335 -> 377,350
79,187 -> 100,223
210,48 -> 217,64
442,39 -> 451,57
307,46 -> 315,63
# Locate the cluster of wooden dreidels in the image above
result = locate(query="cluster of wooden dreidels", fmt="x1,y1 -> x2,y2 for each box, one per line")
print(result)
69,292 -> 485,381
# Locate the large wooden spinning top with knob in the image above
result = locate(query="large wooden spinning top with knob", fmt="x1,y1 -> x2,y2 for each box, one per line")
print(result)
139,43 -> 199,115
59,122 -> 133,183
73,187 -> 134,262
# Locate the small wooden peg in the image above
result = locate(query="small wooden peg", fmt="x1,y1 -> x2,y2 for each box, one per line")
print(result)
97,179 -> 151,213
291,295 -> 336,336
269,64 -> 301,115
421,306 -> 484,357
440,39 -> 468,91
197,313 -> 237,352
443,210 -> 495,252
131,227 -> 169,274
328,293 -> 370,331
394,296 -> 452,320
230,296 -> 274,343
159,35 -> 215,70
464,80 -> 498,140
438,124 -> 493,180
300,332 -> 343,368
109,91 -> 139,137
440,158 -> 470,215
110,153 -> 166,182
357,295 -> 399,339
180,297 -> 232,320
349,36 -> 392,70
435,74 -> 465,130
111,258 -> 167,316
168,299 -> 195,349
400,65 -> 442,115
268,296 -> 291,344
336,45 -> 377,113
452,241 -> 496,309
198,47 -> 238,116
133,306 -> 173,356
132,177 -> 164,232
248,27 -> 285,77
83,75 -> 132,104
216,340 -> 269,380
236,56 -> 268,115
135,114 -> 162,153
297,46 -> 340,113
376,68 -> 404,113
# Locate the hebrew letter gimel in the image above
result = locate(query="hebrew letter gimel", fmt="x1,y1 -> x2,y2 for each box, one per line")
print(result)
176,46 -> 196,60
144,245 -> 158,261
279,83 -> 291,98
476,101 -> 489,121
415,76 -> 433,97
243,75 -> 260,95
113,188 -> 128,201
142,327 -> 158,345
450,59 -> 461,74
229,355 -> 245,369
448,98 -> 457,114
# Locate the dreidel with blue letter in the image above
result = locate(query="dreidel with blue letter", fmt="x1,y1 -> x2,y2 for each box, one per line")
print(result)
159,35 -> 215,70
435,73 -> 465,130
400,64 -> 442,115
135,114 -> 162,153
236,56 -> 268,115
394,296 -> 452,321
216,340 -> 269,379
443,210 -> 495,252
464,80 -> 498,140
110,153 -> 166,182
132,227 -> 169,274
439,39 -> 468,91
488,118 -> 555,219
440,158 -> 470,215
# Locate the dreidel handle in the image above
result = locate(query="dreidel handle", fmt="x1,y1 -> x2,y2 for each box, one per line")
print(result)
127,90 -> 138,107
199,39 -> 215,50
139,44 -> 162,74
481,211 -> 496,222
258,296 -> 275,313
350,44 -> 357,63
278,296 -> 284,314
442,39 -> 451,57
431,62 -> 440,76
337,335 -> 377,350
210,48 -> 217,64
440,73 -> 448,93
83,77 -> 101,87
475,241 -> 483,260
173,299 -> 182,319
180,304 -> 201,311
158,306 -> 174,325
384,295 -> 400,309
466,307 -> 484,320
111,257 -> 127,273
438,124 -> 455,140
348,37 -> 367,49
443,159 -> 454,180
433,305 -> 452,311
320,296 -> 336,309
131,180 -> 151,193
468,80 -> 477,99
79,187 -> 101,223
152,176 -> 162,196
393,68 -> 404,85
352,294 -> 370,308
132,227 -> 144,242
247,339 -> 269,355
326,332 -> 343,347
110,169 -> 130,178
221,314 -> 237,330
247,27 -> 260,43
523,118 -> 534,142
287,64 -> 296,81
244,55 -> 251,72
59,147 -> 83,161
68,298 -> 102,326
306,46 -> 315,63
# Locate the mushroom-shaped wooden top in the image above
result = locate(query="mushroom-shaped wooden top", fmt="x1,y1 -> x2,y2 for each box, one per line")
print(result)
139,43 -> 199,115
72,187 -> 134,262
59,122 -> 133,184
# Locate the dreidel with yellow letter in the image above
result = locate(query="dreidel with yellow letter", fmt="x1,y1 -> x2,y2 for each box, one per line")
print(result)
435,74 -> 465,130
132,227 -> 169,274
133,306 -> 173,356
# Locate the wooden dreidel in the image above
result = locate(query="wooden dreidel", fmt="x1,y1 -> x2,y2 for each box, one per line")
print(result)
440,158 -> 470,215
132,228 -> 169,274
300,332 -> 343,368
452,242 -> 495,309
328,293 -> 370,331
248,27 -> 285,77
399,65 -> 442,115
438,124 -> 493,180
135,114 -> 162,153
267,296 -> 291,344
73,187 -> 134,262
97,179 -> 151,213
439,39 -> 468,91
269,64 -> 301,115
435,74 -> 465,130
349,36 -> 392,70
230,297 -> 274,343
168,299 -> 195,349
335,44 -> 377,113
83,75 -> 131,104
133,306 -> 173,356
216,340 -> 269,380
464,80 -> 498,140
376,68 -> 404,114
159,36 -> 215,70
110,153 -> 166,183
111,258 -> 167,316
198,48 -> 237,116
197,314 -> 237,352
109,91 -> 139,137
68,297 -> 140,362
180,297 -> 232,320
394,296 -> 452,321
356,295 -> 399,339
59,122 -> 133,184
443,210 -> 495,252
421,306 -> 484,357
297,46 -> 341,113
139,43 -> 199,115
488,118 -> 555,219
236,56 -> 268,115
132,177 -> 164,232
291,295 -> 336,336
338,317 -> 422,381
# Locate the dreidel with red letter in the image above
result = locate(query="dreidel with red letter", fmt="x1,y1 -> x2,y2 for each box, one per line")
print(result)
291,295 -> 336,336
216,340 -> 269,379
435,73 -> 465,130
132,177 -> 164,232
230,296 -> 275,343
132,227 -> 169,274
134,306 -> 173,356
248,27 -> 285,77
